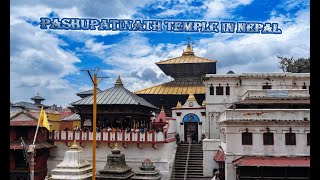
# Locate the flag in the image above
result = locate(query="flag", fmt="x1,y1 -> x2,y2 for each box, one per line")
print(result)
38,106 -> 50,131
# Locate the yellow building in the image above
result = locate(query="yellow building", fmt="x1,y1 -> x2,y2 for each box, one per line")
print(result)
46,109 -> 62,131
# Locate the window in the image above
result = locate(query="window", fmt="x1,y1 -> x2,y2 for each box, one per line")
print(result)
262,85 -> 272,89
226,84 -> 230,95
14,150 -> 27,169
216,86 -> 224,95
307,133 -> 310,146
210,85 -> 214,95
285,132 -> 296,145
302,82 -> 307,89
16,127 -> 28,140
242,131 -> 252,145
263,128 -> 274,145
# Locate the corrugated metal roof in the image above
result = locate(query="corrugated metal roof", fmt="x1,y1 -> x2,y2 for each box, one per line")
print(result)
61,113 -> 81,121
156,55 -> 216,65
71,84 -> 157,109
233,156 -> 310,167
76,88 -> 102,95
12,102 -> 40,110
134,80 -> 205,94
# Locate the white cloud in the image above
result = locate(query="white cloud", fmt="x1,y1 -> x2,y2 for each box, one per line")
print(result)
203,0 -> 254,19
196,8 -> 309,74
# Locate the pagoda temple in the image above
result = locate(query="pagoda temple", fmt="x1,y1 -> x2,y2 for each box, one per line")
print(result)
71,75 -> 157,131
135,37 -> 217,115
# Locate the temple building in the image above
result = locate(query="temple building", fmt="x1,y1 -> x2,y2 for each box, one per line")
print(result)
71,75 -> 157,131
10,109 -> 54,180
135,37 -> 216,116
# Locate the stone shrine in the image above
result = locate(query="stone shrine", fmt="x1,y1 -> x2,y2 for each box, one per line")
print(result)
131,159 -> 161,180
46,140 -> 92,180
96,143 -> 134,179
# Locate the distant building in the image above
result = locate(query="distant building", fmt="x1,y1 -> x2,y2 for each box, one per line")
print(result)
10,110 -> 54,180
11,93 -> 63,131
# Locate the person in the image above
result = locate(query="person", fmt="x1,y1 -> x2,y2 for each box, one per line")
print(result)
212,169 -> 220,180
175,133 -> 180,144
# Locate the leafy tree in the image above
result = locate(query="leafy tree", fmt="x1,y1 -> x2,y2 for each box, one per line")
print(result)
278,56 -> 310,73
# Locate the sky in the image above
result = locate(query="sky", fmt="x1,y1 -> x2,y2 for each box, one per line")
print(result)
10,0 -> 310,107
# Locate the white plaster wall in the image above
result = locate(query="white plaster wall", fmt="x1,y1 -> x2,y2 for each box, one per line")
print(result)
202,139 -> 221,177
48,141 -> 177,179
223,123 -> 310,156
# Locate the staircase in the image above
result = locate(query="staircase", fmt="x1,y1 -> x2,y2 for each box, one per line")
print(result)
171,143 -> 210,180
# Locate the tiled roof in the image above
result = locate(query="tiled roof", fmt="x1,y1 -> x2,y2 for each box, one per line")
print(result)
12,102 -> 40,110
134,80 -> 205,95
61,113 -> 81,121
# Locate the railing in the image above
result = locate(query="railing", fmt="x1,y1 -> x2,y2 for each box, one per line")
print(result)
49,130 -> 176,144
241,89 -> 309,100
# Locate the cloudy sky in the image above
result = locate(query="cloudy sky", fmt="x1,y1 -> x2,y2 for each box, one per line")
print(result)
10,0 -> 310,107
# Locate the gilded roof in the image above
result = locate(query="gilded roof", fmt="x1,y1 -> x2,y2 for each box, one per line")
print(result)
134,80 -> 205,95
156,55 -> 216,65
156,37 -> 216,65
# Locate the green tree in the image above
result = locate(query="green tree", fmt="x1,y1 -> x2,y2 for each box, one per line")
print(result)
278,56 -> 310,73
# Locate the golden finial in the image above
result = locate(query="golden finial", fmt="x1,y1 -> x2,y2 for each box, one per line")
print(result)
161,106 -> 165,111
202,100 -> 206,107
70,139 -> 79,149
115,75 -> 123,86
113,143 -> 119,151
176,101 -> 182,108
183,37 -> 194,55
187,89 -> 196,101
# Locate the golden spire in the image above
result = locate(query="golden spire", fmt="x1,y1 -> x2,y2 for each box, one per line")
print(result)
161,106 -> 165,111
187,89 -> 196,101
113,143 -> 119,151
70,139 -> 79,149
176,101 -> 182,108
115,75 -> 123,86
182,37 -> 194,56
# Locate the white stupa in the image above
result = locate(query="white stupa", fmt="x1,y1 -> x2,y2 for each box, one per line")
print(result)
46,140 -> 92,180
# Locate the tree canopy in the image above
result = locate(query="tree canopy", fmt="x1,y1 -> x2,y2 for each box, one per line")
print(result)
278,56 -> 310,73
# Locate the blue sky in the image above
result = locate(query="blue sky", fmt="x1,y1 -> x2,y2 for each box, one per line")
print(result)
10,0 -> 310,107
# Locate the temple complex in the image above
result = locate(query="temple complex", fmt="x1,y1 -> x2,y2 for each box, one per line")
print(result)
135,37 -> 216,116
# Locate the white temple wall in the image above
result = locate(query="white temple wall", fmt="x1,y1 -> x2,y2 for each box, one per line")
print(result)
48,141 -> 177,179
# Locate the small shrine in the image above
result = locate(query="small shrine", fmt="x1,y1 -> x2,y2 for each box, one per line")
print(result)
131,159 -> 161,180
151,106 -> 168,130
96,143 -> 134,179
46,140 -> 92,180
